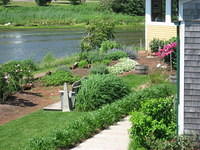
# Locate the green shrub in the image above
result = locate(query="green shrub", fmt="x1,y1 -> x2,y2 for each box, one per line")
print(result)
149,70 -> 168,84
0,60 -> 37,103
35,0 -> 52,6
108,58 -> 138,74
79,51 -> 106,64
101,59 -> 111,65
149,38 -> 165,53
41,53 -> 56,68
99,0 -> 144,16
75,74 -> 130,111
42,70 -> 79,86
81,20 -> 115,51
78,60 -> 89,68
90,64 -> 109,75
105,51 -> 127,60
130,97 -> 176,149
69,0 -> 81,5
0,0 -> 10,5
99,40 -> 121,53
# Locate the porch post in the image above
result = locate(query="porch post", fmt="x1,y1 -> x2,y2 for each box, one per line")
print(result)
166,0 -> 172,23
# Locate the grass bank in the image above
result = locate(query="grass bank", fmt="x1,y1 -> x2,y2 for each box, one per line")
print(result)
0,110 -> 87,150
0,2 -> 144,27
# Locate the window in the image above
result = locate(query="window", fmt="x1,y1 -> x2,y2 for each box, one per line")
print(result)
171,0 -> 178,22
151,0 -> 166,22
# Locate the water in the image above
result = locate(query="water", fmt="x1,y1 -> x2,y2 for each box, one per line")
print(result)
0,28 -> 144,64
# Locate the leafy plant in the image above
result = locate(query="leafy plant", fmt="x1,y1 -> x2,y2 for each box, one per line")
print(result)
105,51 -> 127,60
41,53 -> 56,68
99,40 -> 121,53
0,0 -> 9,5
108,58 -> 138,74
81,20 -> 115,51
149,38 -> 165,53
75,74 -> 130,111
41,70 -> 79,86
130,97 -> 176,149
35,0 -> 52,6
90,64 -> 109,75
149,69 -> 168,84
78,60 -> 89,68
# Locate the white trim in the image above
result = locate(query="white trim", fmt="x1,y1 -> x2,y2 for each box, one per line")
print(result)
166,0 -> 172,23
178,0 -> 187,135
148,22 -> 176,26
145,0 -> 151,24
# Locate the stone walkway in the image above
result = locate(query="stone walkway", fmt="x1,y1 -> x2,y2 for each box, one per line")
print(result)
70,117 -> 131,150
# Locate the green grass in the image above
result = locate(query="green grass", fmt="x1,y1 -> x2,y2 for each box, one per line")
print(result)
121,74 -> 149,89
0,2 -> 144,26
0,110 -> 86,150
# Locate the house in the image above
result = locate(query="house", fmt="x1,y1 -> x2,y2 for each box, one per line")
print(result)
145,0 -> 200,135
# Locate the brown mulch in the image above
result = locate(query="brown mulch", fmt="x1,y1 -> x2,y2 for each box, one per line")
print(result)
0,51 -> 173,126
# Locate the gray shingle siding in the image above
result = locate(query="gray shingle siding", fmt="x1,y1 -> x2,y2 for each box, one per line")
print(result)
184,0 -> 200,134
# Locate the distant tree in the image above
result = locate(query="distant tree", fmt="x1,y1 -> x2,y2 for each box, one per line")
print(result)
35,0 -> 52,6
100,0 -> 144,16
0,0 -> 10,6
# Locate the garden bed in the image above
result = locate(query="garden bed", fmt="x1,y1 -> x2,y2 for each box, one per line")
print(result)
0,50 -> 173,126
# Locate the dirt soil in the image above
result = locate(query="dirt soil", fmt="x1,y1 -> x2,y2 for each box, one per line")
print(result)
0,51 -> 173,125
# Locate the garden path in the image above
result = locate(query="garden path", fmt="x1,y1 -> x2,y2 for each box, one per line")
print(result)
70,117 -> 131,150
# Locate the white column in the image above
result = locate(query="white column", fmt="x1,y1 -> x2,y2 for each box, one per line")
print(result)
145,0 -> 151,24
166,0 -> 172,23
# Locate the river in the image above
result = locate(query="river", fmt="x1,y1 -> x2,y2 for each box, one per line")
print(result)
0,28 -> 144,64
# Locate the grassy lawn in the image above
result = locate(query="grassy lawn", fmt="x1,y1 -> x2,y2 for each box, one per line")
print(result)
121,74 -> 149,89
0,110 -> 87,150
0,2 -> 144,26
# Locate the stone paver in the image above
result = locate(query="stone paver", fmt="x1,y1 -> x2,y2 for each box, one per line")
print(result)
70,117 -> 131,150
43,101 -> 61,111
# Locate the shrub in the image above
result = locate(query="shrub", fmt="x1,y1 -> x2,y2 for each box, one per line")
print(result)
78,60 -> 89,68
105,51 -> 127,60
99,0 -> 144,16
99,40 -> 121,53
79,51 -> 105,64
0,60 -> 37,103
90,64 -> 109,75
75,74 -> 130,111
130,97 -> 176,149
108,58 -> 138,74
27,83 -> 175,150
122,47 -> 138,59
149,38 -> 165,53
41,53 -> 56,68
149,69 -> 168,84
35,0 -> 52,6
41,70 -> 79,86
0,0 -> 9,5
69,0 -> 81,5
81,20 -> 115,51
101,59 -> 111,65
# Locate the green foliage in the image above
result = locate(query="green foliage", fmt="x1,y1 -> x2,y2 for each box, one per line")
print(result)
78,60 -> 89,68
81,20 -> 115,51
99,0 -> 144,16
149,38 -> 165,53
0,0 -> 9,5
41,70 -> 79,86
75,74 -> 130,111
105,51 -> 127,60
155,135 -> 197,150
90,64 -> 109,75
130,97 -> 176,149
41,53 -> 56,68
0,60 -> 37,103
27,82 -> 175,150
35,0 -> 51,6
108,58 -> 138,74
69,0 -> 81,5
99,40 -> 121,53
148,70 -> 168,84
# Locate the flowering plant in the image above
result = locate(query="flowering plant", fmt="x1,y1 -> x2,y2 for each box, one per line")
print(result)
156,42 -> 177,70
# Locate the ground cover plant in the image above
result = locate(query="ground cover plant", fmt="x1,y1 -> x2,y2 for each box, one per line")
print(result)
90,64 -> 109,75
75,74 -> 130,111
41,70 -> 79,86
0,2 -> 143,26
26,83 -> 175,150
108,58 -> 138,74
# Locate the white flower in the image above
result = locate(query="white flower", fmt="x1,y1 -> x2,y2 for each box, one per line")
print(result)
156,64 -> 161,68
